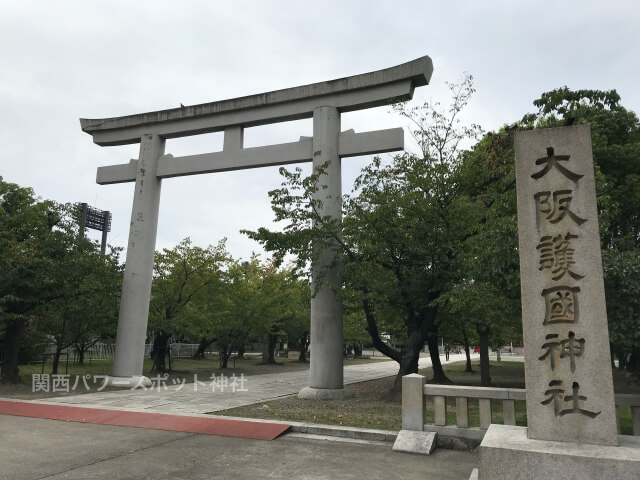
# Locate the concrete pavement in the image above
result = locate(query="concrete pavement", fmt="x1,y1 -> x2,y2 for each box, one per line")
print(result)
0,415 -> 479,480
0,353 -> 484,479
26,353 -> 469,415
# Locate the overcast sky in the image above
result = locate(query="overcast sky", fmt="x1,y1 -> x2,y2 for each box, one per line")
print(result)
1,1 -> 638,262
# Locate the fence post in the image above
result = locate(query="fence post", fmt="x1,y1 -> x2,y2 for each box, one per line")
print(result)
479,398 -> 492,429
434,396 -> 447,426
456,397 -> 469,428
402,374 -> 426,430
502,400 -> 516,425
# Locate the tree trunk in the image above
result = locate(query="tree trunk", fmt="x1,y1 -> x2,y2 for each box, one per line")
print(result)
74,337 -> 100,365
361,298 -> 402,363
478,326 -> 491,386
265,333 -> 277,364
220,345 -> 232,368
51,348 -> 62,375
394,337 -> 421,388
462,327 -> 474,373
192,337 -> 215,360
1,318 -> 26,383
426,333 -> 449,383
236,346 -> 245,359
362,296 -> 429,393
151,332 -> 171,372
298,333 -> 309,362
151,349 -> 166,372
77,347 -> 86,365
464,343 -> 474,373
354,343 -> 363,357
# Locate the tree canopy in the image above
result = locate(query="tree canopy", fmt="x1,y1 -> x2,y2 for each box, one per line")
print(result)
246,81 -> 640,388
522,87 -> 640,355
0,178 -> 122,381
245,75 -> 487,385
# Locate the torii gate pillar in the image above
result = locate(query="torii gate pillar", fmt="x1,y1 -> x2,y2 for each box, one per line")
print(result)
112,134 -> 164,382
299,106 -> 346,398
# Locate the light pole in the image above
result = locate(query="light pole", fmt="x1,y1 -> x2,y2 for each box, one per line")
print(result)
77,202 -> 111,255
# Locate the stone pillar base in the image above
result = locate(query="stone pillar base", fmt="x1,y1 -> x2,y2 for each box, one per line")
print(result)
392,430 -> 437,455
298,387 -> 354,400
105,375 -> 152,389
477,424 -> 640,480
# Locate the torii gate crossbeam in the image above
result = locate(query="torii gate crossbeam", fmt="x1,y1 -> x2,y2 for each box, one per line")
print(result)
81,56 -> 433,397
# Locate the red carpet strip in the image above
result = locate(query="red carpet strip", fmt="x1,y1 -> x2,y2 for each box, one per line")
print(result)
0,400 -> 290,440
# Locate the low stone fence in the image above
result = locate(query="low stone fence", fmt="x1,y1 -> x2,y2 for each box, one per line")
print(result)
402,374 -> 640,444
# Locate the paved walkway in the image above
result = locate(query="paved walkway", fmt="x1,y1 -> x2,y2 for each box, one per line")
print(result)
0,353 -> 483,479
0,414 -> 479,480
25,353 -> 469,414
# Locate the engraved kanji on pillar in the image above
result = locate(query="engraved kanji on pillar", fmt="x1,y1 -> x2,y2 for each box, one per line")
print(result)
515,125 -> 617,446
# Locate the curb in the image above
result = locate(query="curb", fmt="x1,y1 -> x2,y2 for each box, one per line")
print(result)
288,421 -> 398,443
208,412 -> 398,443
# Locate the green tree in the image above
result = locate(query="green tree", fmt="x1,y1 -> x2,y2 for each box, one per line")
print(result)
202,258 -> 308,367
435,303 -> 478,373
34,204 -> 122,374
0,180 -> 102,381
255,263 -> 291,364
343,292 -> 369,357
279,274 -> 311,362
439,281 -> 519,385
603,250 -> 640,362
522,87 -> 640,363
441,129 -> 522,385
522,87 -> 640,251
0,179 -> 123,381
0,178 -> 58,382
148,237 -> 229,371
206,259 -> 261,368
245,75 -> 483,387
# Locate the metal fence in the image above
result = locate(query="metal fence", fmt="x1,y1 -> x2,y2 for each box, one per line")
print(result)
144,343 -> 201,358
143,343 -> 200,358
169,343 -> 200,358
37,342 -> 201,362
86,343 -> 116,360
41,343 -> 110,363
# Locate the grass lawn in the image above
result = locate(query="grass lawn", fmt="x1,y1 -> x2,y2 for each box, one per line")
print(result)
219,375 -> 402,431
217,359 -> 639,435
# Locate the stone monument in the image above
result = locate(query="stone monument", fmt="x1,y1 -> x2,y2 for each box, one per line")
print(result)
474,124 -> 640,479
80,56 -> 433,398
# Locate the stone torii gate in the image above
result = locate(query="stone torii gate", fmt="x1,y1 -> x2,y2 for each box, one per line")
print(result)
80,56 -> 433,398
